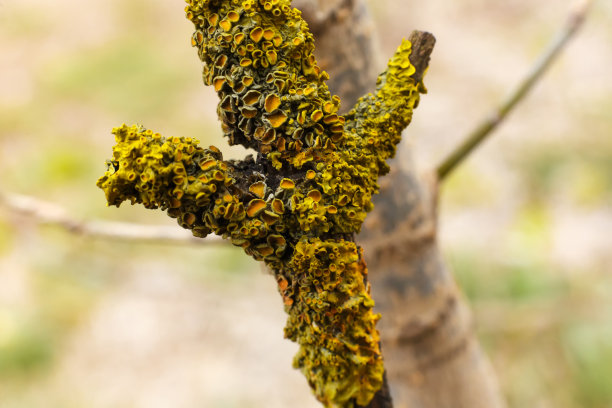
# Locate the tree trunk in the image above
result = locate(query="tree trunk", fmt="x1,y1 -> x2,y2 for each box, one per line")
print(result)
294,0 -> 382,108
362,169 -> 506,408
296,1 -> 506,407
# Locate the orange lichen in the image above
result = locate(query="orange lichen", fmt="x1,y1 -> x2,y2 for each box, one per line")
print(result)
307,189 -> 322,202
250,26 -> 264,42
249,181 -> 266,198
271,198 -> 285,214
246,199 -> 267,217
266,111 -> 288,128
219,18 -> 232,31
279,178 -> 295,190
264,94 -> 281,113
243,90 -> 261,105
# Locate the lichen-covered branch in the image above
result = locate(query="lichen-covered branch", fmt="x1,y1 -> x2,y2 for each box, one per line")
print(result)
345,39 -> 426,177
96,1 -> 432,406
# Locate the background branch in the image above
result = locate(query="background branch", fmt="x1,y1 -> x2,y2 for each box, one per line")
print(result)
436,0 -> 594,181
0,190 -> 223,245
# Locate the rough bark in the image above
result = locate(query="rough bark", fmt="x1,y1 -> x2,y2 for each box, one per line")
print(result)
297,1 -> 506,407
362,169 -> 506,408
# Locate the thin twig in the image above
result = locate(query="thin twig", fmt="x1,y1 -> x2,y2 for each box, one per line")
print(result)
0,190 -> 224,245
436,0 -> 594,181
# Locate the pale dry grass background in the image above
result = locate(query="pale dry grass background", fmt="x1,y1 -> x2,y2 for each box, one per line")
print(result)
0,1 -> 611,407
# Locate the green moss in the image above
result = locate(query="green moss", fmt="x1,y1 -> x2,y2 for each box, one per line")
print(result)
97,1 -> 427,405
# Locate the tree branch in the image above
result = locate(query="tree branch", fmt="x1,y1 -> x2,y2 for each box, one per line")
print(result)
406,31 -> 436,84
436,0 -> 594,181
94,4 -> 436,406
0,190 -> 223,245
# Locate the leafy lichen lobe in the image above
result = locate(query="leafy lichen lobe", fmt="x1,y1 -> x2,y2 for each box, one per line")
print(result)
97,1 -> 426,406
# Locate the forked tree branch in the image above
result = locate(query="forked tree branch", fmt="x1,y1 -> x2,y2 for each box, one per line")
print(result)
95,0 -> 434,401
436,0 -> 594,181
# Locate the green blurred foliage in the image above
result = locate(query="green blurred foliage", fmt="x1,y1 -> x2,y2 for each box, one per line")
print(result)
0,312 -> 54,376
6,144 -> 97,192
442,167 -> 500,209
564,324 -> 612,407
41,39 -> 194,119
450,248 -> 565,304
517,144 -> 612,207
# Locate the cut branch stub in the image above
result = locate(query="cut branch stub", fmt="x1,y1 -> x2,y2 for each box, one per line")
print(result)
96,1 -> 433,406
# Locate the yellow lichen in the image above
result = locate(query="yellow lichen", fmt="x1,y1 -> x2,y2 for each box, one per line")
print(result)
283,239 -> 384,407
243,90 -> 261,105
97,1 -> 428,406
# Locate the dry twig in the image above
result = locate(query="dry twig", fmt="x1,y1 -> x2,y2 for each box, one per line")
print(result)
0,190 -> 223,245
436,0 -> 594,180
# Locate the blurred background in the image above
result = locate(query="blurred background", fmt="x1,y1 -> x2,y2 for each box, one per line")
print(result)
0,0 -> 611,407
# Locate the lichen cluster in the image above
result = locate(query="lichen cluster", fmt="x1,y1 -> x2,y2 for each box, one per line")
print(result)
97,1 -> 427,406
187,0 -> 342,171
